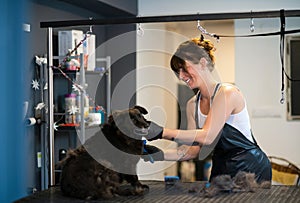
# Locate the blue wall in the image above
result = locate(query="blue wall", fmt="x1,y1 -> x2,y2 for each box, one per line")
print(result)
0,0 -> 27,202
0,0 -> 137,201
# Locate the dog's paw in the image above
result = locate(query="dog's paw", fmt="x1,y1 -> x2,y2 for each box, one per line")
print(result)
134,184 -> 149,195
142,184 -> 149,193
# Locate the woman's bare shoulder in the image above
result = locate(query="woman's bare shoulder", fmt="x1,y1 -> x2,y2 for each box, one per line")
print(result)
219,83 -> 245,112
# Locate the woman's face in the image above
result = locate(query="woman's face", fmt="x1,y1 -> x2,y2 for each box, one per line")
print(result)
179,60 -> 202,89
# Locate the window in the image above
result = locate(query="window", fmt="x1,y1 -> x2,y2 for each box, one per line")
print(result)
286,36 -> 300,120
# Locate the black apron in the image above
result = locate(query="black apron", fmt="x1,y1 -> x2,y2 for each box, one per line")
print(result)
195,84 -> 272,183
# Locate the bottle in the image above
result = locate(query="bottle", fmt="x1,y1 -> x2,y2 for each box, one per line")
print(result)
65,93 -> 77,124
84,94 -> 89,119
75,94 -> 90,124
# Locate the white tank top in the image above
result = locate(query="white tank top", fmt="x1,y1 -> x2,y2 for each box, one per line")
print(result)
196,85 -> 254,143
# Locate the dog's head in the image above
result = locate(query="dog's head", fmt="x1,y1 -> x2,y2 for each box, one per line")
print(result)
101,105 -> 150,154
110,105 -> 149,133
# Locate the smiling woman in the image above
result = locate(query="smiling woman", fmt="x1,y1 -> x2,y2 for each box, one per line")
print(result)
136,21 -> 234,180
139,33 -> 272,184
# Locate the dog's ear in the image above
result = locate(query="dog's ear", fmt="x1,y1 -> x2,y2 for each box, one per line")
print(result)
133,105 -> 148,115
110,110 -> 122,123
101,123 -> 112,134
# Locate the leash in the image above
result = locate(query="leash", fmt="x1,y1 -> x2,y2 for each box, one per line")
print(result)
142,140 -> 154,163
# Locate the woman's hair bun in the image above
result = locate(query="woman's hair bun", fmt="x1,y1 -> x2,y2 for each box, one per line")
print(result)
192,36 -> 216,63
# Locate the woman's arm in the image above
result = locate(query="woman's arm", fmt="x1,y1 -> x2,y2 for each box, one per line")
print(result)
156,96 -> 200,162
186,96 -> 197,130
162,86 -> 242,145
164,145 -> 200,161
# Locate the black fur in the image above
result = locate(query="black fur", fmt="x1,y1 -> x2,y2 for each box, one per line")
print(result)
187,171 -> 271,198
59,106 -> 150,200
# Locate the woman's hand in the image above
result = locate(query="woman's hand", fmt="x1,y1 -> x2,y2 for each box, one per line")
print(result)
144,121 -> 164,141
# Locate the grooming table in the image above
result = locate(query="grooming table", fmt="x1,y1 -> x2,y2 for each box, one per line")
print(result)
15,181 -> 300,203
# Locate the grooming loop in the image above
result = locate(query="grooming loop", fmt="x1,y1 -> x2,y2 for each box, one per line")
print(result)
279,9 -> 286,104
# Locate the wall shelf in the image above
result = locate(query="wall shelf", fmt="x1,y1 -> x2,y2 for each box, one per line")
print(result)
47,26 -> 111,186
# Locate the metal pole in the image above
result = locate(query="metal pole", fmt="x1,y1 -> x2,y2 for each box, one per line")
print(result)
39,59 -> 45,190
43,59 -> 49,189
40,59 -> 48,190
79,53 -> 85,143
47,27 -> 55,186
106,56 -> 111,116
96,57 -> 111,117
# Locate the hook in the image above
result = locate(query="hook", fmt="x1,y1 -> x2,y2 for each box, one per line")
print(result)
197,20 -> 201,28
197,20 -> 205,33
137,23 -> 144,36
86,17 -> 93,36
280,91 -> 285,104
250,11 -> 255,32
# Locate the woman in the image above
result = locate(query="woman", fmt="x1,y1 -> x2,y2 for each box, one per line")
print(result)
143,36 -> 272,183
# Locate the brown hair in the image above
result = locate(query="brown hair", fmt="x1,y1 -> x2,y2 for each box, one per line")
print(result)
170,36 -> 216,74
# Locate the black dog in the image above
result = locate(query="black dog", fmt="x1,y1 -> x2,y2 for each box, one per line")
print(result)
59,106 -> 150,200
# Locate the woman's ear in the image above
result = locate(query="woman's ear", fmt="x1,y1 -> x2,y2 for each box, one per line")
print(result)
199,57 -> 207,68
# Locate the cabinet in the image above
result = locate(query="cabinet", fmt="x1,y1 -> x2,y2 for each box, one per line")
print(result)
47,29 -> 111,186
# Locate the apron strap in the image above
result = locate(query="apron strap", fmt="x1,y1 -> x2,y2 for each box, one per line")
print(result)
195,83 -> 221,129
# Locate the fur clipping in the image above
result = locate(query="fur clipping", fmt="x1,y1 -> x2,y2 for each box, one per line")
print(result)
188,171 -> 271,198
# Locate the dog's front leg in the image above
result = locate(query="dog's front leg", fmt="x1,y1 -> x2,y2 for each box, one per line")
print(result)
121,174 -> 149,195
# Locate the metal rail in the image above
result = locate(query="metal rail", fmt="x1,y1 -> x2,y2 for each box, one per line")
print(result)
41,9 -> 300,28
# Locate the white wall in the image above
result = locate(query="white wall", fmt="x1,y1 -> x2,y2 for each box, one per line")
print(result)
235,17 -> 300,166
137,0 -> 300,171
136,24 -> 185,180
138,0 -> 300,16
